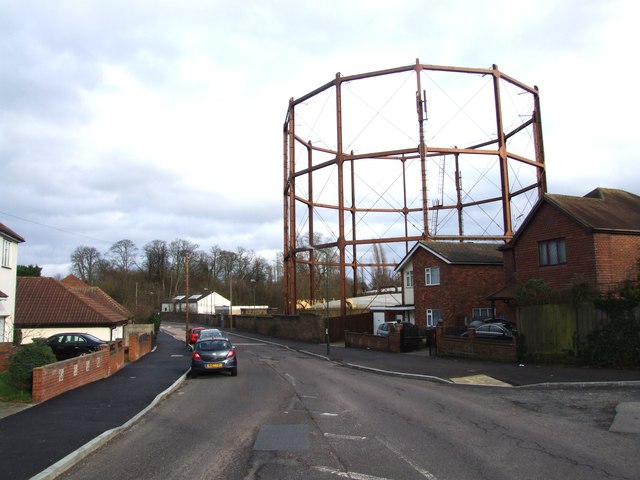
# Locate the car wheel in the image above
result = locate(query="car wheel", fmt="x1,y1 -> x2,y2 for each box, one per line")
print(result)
189,370 -> 198,379
230,367 -> 237,377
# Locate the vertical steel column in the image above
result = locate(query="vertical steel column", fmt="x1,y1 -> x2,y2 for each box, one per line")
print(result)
350,150 -> 358,297
492,64 -> 513,238
282,107 -> 290,313
533,86 -> 547,196
401,155 -> 410,256
308,140 -> 316,303
286,98 -> 298,313
335,73 -> 347,317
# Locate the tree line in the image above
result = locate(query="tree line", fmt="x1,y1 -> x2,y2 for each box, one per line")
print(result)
66,238 -> 283,318
20,237 -> 399,320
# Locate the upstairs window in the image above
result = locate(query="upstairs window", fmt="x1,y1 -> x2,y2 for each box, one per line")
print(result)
424,267 -> 440,285
1,239 -> 10,268
538,238 -> 566,266
405,270 -> 413,288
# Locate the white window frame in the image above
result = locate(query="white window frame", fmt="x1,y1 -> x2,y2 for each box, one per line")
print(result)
424,267 -> 440,285
472,307 -> 495,319
1,238 -> 10,268
405,269 -> 413,288
426,308 -> 442,327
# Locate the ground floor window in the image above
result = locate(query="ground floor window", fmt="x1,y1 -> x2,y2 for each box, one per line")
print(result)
426,309 -> 442,327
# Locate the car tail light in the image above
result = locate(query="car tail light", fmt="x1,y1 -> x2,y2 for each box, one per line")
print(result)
192,351 -> 201,360
226,349 -> 235,359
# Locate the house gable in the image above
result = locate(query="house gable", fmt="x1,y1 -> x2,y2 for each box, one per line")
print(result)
502,187 -> 640,294
396,241 -> 506,326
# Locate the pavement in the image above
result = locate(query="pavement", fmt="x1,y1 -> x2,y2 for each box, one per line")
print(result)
1,323 -> 639,480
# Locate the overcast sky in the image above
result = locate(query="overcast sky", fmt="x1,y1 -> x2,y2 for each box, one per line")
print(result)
2,0 -> 638,277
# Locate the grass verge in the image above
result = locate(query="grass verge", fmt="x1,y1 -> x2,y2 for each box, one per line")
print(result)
0,371 -> 32,403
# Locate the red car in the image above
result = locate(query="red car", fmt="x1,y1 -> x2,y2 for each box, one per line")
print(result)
186,327 -> 205,344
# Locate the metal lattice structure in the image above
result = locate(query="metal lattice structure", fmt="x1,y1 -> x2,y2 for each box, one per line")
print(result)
283,60 -> 546,315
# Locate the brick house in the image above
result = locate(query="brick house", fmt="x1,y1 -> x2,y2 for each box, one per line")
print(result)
15,275 -> 132,344
394,241 -> 506,328
497,188 -> 640,298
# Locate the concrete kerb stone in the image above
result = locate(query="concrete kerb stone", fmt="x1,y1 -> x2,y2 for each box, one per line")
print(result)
31,369 -> 189,480
344,362 -> 454,385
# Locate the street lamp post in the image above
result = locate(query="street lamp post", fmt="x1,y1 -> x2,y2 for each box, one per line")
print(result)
251,278 -> 257,332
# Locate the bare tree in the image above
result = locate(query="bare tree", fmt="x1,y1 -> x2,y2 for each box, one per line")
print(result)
70,246 -> 102,284
168,238 -> 199,296
108,239 -> 138,272
143,240 -> 168,284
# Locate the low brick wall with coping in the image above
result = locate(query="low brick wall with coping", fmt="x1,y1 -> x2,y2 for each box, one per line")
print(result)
344,331 -> 402,352
31,333 -> 152,404
435,325 -> 517,362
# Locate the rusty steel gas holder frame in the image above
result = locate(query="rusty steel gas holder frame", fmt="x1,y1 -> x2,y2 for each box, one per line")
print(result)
283,59 -> 546,317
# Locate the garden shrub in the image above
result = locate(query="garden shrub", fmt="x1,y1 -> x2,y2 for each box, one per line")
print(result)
8,340 -> 57,390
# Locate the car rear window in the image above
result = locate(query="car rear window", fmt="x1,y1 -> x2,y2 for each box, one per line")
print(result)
198,340 -> 230,351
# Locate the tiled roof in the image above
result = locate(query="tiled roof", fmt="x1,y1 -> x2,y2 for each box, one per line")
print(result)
0,223 -> 25,243
15,277 -> 130,328
61,275 -> 134,319
546,188 -> 640,233
419,241 -> 503,264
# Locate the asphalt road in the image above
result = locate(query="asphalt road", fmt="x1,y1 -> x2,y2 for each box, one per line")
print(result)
59,334 -> 640,480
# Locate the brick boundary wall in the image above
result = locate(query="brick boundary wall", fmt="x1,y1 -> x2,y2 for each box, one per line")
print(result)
435,326 -> 517,362
31,336 -> 155,404
344,331 -> 402,352
0,343 -> 16,372
127,333 -> 153,361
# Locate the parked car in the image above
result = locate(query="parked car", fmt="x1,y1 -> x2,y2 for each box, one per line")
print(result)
376,321 -> 418,337
376,322 -> 394,337
197,328 -> 228,341
186,327 -> 206,345
461,323 -> 513,340
45,333 -> 107,361
190,338 -> 238,377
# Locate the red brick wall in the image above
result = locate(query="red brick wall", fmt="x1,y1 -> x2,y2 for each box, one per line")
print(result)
345,330 -> 402,352
32,340 -> 126,403
127,333 -> 153,361
513,203 -> 640,293
436,326 -> 517,362
412,249 -> 505,326
594,233 -> 640,290
0,343 -> 16,372
32,348 -> 110,403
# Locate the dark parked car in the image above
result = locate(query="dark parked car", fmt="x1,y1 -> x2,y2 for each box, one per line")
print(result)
45,333 -> 107,361
461,323 -> 514,340
190,338 -> 238,377
197,328 -> 228,341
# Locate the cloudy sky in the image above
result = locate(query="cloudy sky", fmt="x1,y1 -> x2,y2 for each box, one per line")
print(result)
2,0 -> 638,277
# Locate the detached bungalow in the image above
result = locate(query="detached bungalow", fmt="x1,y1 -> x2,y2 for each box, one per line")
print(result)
15,275 -> 132,343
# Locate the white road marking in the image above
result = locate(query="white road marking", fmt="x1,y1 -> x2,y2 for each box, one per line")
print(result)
313,466 -> 393,479
324,433 -> 367,441
377,437 -> 438,479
